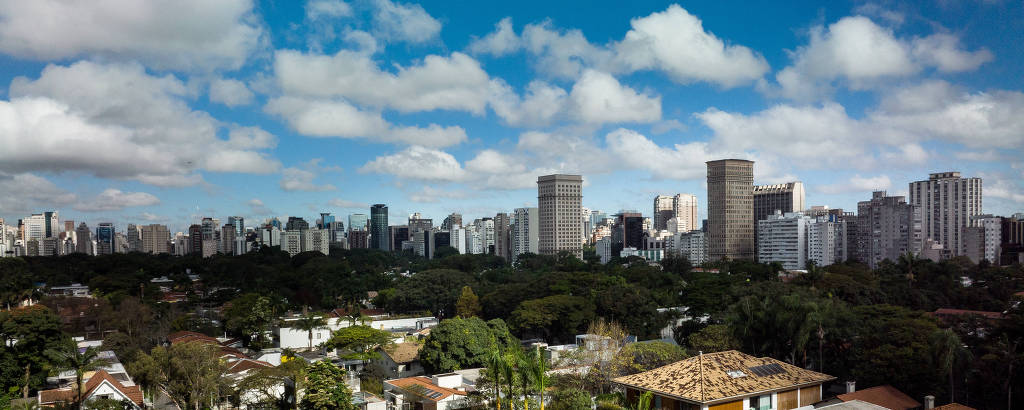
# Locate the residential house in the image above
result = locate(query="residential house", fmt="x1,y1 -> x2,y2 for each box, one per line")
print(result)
835,385 -> 921,410
38,370 -> 144,408
374,342 -> 424,380
612,350 -> 835,410
383,373 -> 474,410
278,313 -> 436,351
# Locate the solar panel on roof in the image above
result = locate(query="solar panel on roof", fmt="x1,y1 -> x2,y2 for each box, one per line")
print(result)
747,363 -> 785,377
428,392 -> 443,399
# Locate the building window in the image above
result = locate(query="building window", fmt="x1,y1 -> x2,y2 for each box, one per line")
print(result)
749,394 -> 771,410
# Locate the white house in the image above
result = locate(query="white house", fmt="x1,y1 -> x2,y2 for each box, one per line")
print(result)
278,315 -> 437,350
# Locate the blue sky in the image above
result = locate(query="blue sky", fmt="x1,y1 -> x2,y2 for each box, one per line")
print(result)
0,0 -> 1022,233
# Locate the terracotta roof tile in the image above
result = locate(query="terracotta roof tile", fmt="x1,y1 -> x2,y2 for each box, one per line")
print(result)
611,350 -> 835,404
227,358 -> 274,374
83,370 -> 144,405
38,388 -> 76,404
387,376 -> 466,402
837,385 -> 921,410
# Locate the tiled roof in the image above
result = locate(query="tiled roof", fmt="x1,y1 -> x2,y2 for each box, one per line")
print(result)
387,376 -> 466,402
227,358 -> 274,374
837,385 -> 921,410
383,342 -> 422,364
933,404 -> 976,410
83,370 -> 144,405
611,350 -> 835,404
38,388 -> 76,404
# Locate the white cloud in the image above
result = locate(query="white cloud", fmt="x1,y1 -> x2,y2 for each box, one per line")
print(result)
358,146 -> 467,182
465,150 -> 526,174
275,50 -> 491,114
0,0 -> 262,71
519,21 -> 614,79
306,0 -> 352,20
569,70 -> 661,124
409,186 -> 471,203
137,212 -> 166,222
488,80 -> 568,127
612,4 -> 769,87
604,128 -> 743,180
651,119 -> 687,134
2,61 -> 280,186
280,168 -> 337,192
209,78 -> 255,107
0,173 -> 77,215
264,96 -> 467,147
770,16 -> 991,100
328,198 -> 368,208
371,0 -> 441,44
74,189 -> 161,212
467,17 -> 520,56
247,198 -> 273,216
819,174 -> 892,194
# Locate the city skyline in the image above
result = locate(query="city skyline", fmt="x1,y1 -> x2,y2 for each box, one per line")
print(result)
0,1 -> 1022,230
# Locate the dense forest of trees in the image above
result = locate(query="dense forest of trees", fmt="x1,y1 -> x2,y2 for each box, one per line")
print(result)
1,247 -> 1022,408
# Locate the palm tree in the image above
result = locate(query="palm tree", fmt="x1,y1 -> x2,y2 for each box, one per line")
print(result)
932,329 -> 969,403
898,252 -> 919,288
486,346 -> 505,410
516,353 -> 534,410
293,313 -> 328,351
46,344 -> 111,410
501,351 -> 518,410
529,347 -> 547,410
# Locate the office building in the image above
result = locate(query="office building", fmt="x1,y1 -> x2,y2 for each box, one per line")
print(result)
349,214 -> 369,232
653,195 -> 675,231
449,226 -> 467,255
370,204 -> 389,251
757,212 -> 810,270
753,182 -> 806,223
512,207 -> 539,262
188,224 -> 203,255
673,194 -> 698,235
281,230 -> 302,256
95,223 -> 115,255
538,174 -> 583,258
74,223 -> 92,254
390,225 -> 410,252
494,213 -> 511,260
707,159 -> 755,261
612,212 -> 644,257
303,228 -> 330,255
23,211 -> 59,242
349,230 -> 369,249
318,213 -> 333,229
807,216 -> 847,267
408,214 -> 433,234
141,224 -> 170,254
964,215 -> 1001,265
441,213 -> 462,230
909,172 -> 983,256
856,191 -> 923,269
996,216 -> 1023,265
285,217 -> 309,232
669,230 -> 707,265
596,236 -> 612,264
125,224 -> 141,252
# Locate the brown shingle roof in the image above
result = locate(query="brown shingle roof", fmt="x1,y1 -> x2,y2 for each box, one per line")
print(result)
227,358 -> 274,374
38,388 -> 76,405
383,342 -> 422,364
82,370 -> 144,405
386,376 -> 466,402
611,350 -> 835,404
837,385 -> 921,410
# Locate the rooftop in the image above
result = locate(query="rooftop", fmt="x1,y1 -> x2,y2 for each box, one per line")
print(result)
382,342 -> 423,364
836,385 -> 921,410
386,376 -> 467,402
612,350 -> 835,404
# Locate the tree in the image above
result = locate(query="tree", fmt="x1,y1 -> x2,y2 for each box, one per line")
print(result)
486,345 -> 506,410
46,344 -> 110,410
686,324 -> 740,354
129,342 -> 229,410
391,269 -> 479,317
610,341 -> 687,378
455,286 -> 481,318
300,361 -> 356,410
549,388 -> 591,410
528,347 -> 548,410
0,305 -> 65,397
931,328 -> 969,403
223,293 -> 277,349
420,317 -> 519,373
510,295 -> 595,343
293,313 -> 328,351
237,359 -> 307,409
324,325 -> 393,360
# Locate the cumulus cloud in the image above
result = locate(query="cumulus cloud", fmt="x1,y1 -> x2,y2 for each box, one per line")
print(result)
768,16 -> 992,100
264,96 -> 467,147
371,0 -> 441,44
328,198 -> 368,208
247,198 -> 273,216
2,61 -> 280,186
467,17 -> 520,56
0,0 -> 262,71
409,186 -> 471,203
306,0 -> 352,20
74,189 -> 161,212
569,70 -> 661,124
488,80 -> 568,127
819,175 -> 892,194
209,78 -> 255,107
0,173 -> 77,215
358,146 -> 467,182
605,128 -> 745,180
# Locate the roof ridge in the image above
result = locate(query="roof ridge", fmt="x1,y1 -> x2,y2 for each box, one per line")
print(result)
698,352 -> 705,402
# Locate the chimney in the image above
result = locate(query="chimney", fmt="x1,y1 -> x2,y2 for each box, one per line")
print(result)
924,395 -> 934,409
845,381 -> 856,394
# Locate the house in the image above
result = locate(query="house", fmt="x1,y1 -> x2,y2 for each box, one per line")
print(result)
37,370 -> 144,408
383,373 -> 474,410
48,350 -> 132,388
278,314 -> 437,350
835,385 -> 921,410
612,350 -> 835,410
353,391 -> 387,410
48,283 -> 91,298
168,330 -> 247,359
374,342 -> 425,380
813,400 -> 889,409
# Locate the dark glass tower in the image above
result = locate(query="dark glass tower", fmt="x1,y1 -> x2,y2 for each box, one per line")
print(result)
370,204 -> 389,251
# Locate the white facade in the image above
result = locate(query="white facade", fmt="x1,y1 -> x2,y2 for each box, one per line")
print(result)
279,316 -> 437,350
981,217 -> 1002,263
511,207 -> 539,262
807,218 -> 847,267
673,194 -> 698,235
464,225 -> 484,254
909,172 -> 983,256
303,228 -> 330,255
23,212 -> 59,242
670,230 -> 707,265
281,231 -> 302,256
596,237 -> 611,264
757,212 -> 810,270
448,227 -> 467,254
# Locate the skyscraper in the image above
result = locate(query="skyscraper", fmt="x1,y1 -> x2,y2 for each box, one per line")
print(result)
23,211 -> 59,242
494,213 -> 511,260
673,194 -> 698,234
75,223 -> 92,254
856,191 -> 923,269
285,217 -> 309,231
909,172 -> 983,256
141,224 -> 170,254
370,204 -> 389,251
188,224 -> 203,255
349,214 -> 369,232
537,174 -> 583,258
653,195 -> 675,231
95,223 -> 115,255
757,212 -> 810,270
442,213 -> 463,230
126,224 -> 141,252
512,207 -> 539,262
754,182 -> 806,223
706,159 -> 755,261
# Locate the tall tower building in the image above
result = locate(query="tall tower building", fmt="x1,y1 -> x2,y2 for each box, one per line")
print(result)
673,194 -> 698,233
494,213 -> 512,260
706,159 -> 755,261
126,224 -> 142,252
754,182 -> 806,223
512,207 -> 539,262
75,223 -> 92,254
370,204 -> 390,251
653,196 -> 675,231
441,213 -> 463,230
908,172 -> 982,256
23,211 -> 59,242
95,223 -> 115,255
538,174 -> 583,258
188,224 -> 203,255
856,191 -> 923,269
348,214 -> 369,232
141,224 -> 170,254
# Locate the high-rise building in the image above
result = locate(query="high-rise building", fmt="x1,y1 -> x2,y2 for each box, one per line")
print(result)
612,212 -> 645,257
318,213 -> 333,229
998,216 -> 1024,265
126,224 -> 142,252
807,216 -> 847,267
349,214 -> 369,232
673,194 -> 698,235
303,229 -> 330,255
963,215 -> 1001,265
909,172 -> 983,256
188,224 -> 203,255
285,217 -> 309,232
757,212 -> 810,270
408,214 -> 433,236
349,230 -> 369,249
441,213 -> 463,230
494,213 -> 511,260
668,230 -> 707,265
538,174 -> 583,258
511,207 -> 539,262
370,204 -> 389,251
221,224 -> 236,256
23,211 -> 59,242
390,225 -> 410,253
754,182 -> 806,223
856,191 -> 923,269
141,224 -> 170,254
75,223 -> 92,254
281,230 -> 302,256
706,159 -> 755,261
653,196 -> 675,231
449,226 -> 467,255
95,223 -> 115,255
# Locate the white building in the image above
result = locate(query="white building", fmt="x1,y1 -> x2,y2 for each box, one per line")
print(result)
23,211 -> 59,242
669,230 -> 707,265
464,225 -> 484,254
448,227 -> 467,255
511,207 -> 539,262
303,228 -> 330,255
596,237 -> 612,264
278,315 -> 437,350
538,174 -> 583,258
757,212 -> 811,270
281,231 -> 302,256
807,217 -> 847,267
909,172 -> 983,256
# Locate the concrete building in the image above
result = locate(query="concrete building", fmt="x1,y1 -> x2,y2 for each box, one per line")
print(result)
538,174 -> 583,258
141,224 -> 170,254
303,228 -> 330,255
188,224 -> 203,255
856,191 -> 923,269
596,236 -> 612,264
281,230 -> 302,256
441,213 -> 462,230
348,230 -> 369,249
998,216 -> 1024,265
612,212 -> 645,257
754,182 -> 806,224
285,217 -> 309,232
757,212 -> 810,270
669,230 -> 707,265
653,195 -> 675,232
494,213 -> 511,260
370,204 -> 389,251
807,216 -> 847,267
448,227 -> 467,254
511,207 -> 539,262
963,215 -> 1001,265
674,194 -> 698,235
909,172 -> 983,256
390,225 -> 410,253
73,223 -> 91,254
95,223 -> 115,255
126,224 -> 141,252
706,159 -> 755,261
23,211 -> 59,243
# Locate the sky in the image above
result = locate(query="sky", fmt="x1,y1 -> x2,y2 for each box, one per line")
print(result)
0,0 -> 1022,233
